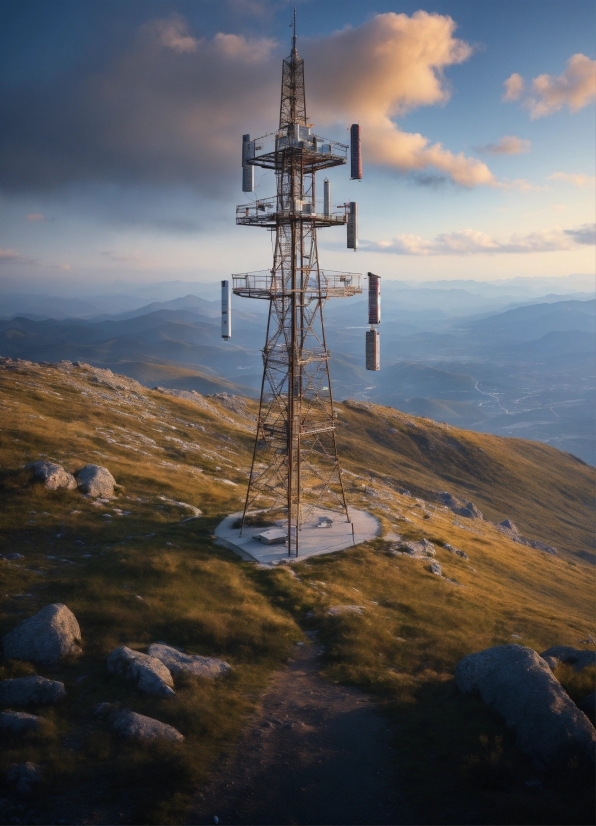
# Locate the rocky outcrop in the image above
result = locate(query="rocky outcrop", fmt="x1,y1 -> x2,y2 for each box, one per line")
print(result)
107,707 -> 184,743
0,710 -> 41,733
429,561 -> 443,576
26,461 -> 76,491
107,646 -> 175,697
455,644 -> 596,766
327,605 -> 364,617
75,465 -> 116,498
392,539 -> 436,559
497,520 -> 557,555
7,762 -> 42,795
0,676 -> 66,707
2,603 -> 82,666
147,644 -> 231,679
540,645 -> 596,672
439,492 -> 483,520
443,543 -> 469,559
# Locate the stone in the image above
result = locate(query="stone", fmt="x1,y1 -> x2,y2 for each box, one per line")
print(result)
7,762 -> 42,796
107,646 -> 175,697
147,644 -> 231,679
578,692 -> 595,717
75,465 -> 116,498
26,461 -> 76,491
0,711 -> 41,733
443,543 -> 469,559
498,519 -> 520,535
540,645 -> 596,672
455,644 -> 596,766
0,676 -> 66,708
327,605 -> 364,617
439,492 -> 483,520
394,539 -> 436,559
110,709 -> 184,743
2,603 -> 82,666
429,561 -> 443,576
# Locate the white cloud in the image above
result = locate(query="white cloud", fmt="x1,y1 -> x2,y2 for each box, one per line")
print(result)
26,213 -> 45,221
504,54 -> 596,118
153,15 -> 199,54
548,172 -> 596,188
361,224 -> 596,256
0,247 -> 21,262
475,135 -> 531,155
502,73 -> 524,101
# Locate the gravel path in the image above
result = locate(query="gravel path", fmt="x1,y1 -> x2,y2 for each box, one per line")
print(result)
187,636 -> 419,825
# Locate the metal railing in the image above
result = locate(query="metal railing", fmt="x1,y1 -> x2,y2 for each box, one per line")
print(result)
232,269 -> 362,299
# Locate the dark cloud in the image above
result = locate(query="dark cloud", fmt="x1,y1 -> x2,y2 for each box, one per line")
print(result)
564,223 -> 596,245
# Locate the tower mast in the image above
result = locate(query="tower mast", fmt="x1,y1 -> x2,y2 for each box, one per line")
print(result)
232,24 -> 362,556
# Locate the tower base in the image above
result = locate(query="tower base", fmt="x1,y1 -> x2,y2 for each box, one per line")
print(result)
214,507 -> 380,567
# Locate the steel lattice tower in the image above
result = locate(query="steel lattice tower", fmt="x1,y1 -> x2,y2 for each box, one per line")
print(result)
232,22 -> 362,556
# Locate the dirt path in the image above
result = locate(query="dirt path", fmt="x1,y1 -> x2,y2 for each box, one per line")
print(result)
187,635 -> 419,825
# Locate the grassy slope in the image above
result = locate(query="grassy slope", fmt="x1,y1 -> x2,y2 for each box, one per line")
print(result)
0,358 -> 594,824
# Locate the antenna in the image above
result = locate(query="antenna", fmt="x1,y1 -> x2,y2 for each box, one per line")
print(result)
231,27 -> 364,557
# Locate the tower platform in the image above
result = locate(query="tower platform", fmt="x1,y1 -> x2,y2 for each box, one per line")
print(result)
214,507 -> 380,566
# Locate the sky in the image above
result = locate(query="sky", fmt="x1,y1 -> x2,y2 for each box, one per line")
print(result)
0,0 -> 594,294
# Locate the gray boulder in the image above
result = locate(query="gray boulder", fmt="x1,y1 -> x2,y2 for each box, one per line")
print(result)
443,543 -> 469,559
107,646 -> 175,697
110,709 -> 184,743
75,465 -> 116,498
327,605 -> 364,617
429,561 -> 443,576
26,461 -> 76,491
147,643 -> 231,679
0,710 -> 41,733
455,644 -> 596,766
7,762 -> 42,795
395,539 -> 436,559
439,492 -> 483,520
498,519 -> 519,534
540,645 -> 596,672
2,603 -> 82,666
0,676 -> 66,707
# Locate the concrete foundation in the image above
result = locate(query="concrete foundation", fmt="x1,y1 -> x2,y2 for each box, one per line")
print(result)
214,507 -> 381,566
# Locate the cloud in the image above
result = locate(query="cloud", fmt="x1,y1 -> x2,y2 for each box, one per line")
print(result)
475,135 -> 531,155
502,73 -> 524,101
548,172 -> 596,188
360,224 -> 596,256
0,11 -> 496,195
0,247 -> 21,262
100,250 -> 154,267
26,213 -> 45,221
504,54 -> 596,118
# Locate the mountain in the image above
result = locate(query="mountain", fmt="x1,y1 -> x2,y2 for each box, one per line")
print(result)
464,299 -> 595,341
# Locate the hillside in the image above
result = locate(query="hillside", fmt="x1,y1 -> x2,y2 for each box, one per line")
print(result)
0,358 -> 594,824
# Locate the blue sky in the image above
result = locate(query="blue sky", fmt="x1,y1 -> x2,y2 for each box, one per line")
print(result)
0,0 -> 594,292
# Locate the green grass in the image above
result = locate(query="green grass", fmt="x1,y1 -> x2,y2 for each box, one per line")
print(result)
0,359 -> 594,824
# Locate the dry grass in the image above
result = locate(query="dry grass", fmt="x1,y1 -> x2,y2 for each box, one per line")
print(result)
0,359 -> 594,824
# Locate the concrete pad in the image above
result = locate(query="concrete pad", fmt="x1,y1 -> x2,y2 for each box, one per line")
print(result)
215,507 -> 380,566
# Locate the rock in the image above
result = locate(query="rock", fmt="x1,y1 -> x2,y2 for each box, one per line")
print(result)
496,521 -> 557,555
542,655 -> 558,670
327,605 -> 364,617
7,762 -> 42,795
455,644 -> 596,766
147,644 -> 231,679
394,539 -> 436,559
540,645 -> 596,672
498,519 -> 520,535
107,646 -> 175,697
578,692 -> 595,717
429,561 -> 443,576
75,465 -> 116,498
439,492 -> 483,520
0,676 -> 65,707
25,461 -> 76,491
2,603 -> 82,666
110,709 -> 184,743
0,711 -> 41,733
443,543 -> 469,559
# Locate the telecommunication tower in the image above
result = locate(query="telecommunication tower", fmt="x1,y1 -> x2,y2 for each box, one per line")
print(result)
228,17 -> 364,557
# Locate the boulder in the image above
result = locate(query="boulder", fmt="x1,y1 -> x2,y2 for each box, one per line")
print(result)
455,644 -> 596,766
498,519 -> 519,535
26,461 -> 76,491
540,645 -> 596,672
110,709 -> 184,743
2,603 -> 82,666
443,543 -> 469,559
147,643 -> 231,679
0,710 -> 41,733
0,676 -> 66,707
107,646 -> 175,697
394,539 -> 436,559
578,692 -> 595,717
327,605 -> 364,617
429,561 -> 443,576
439,492 -> 483,520
7,762 -> 42,795
75,465 -> 116,498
